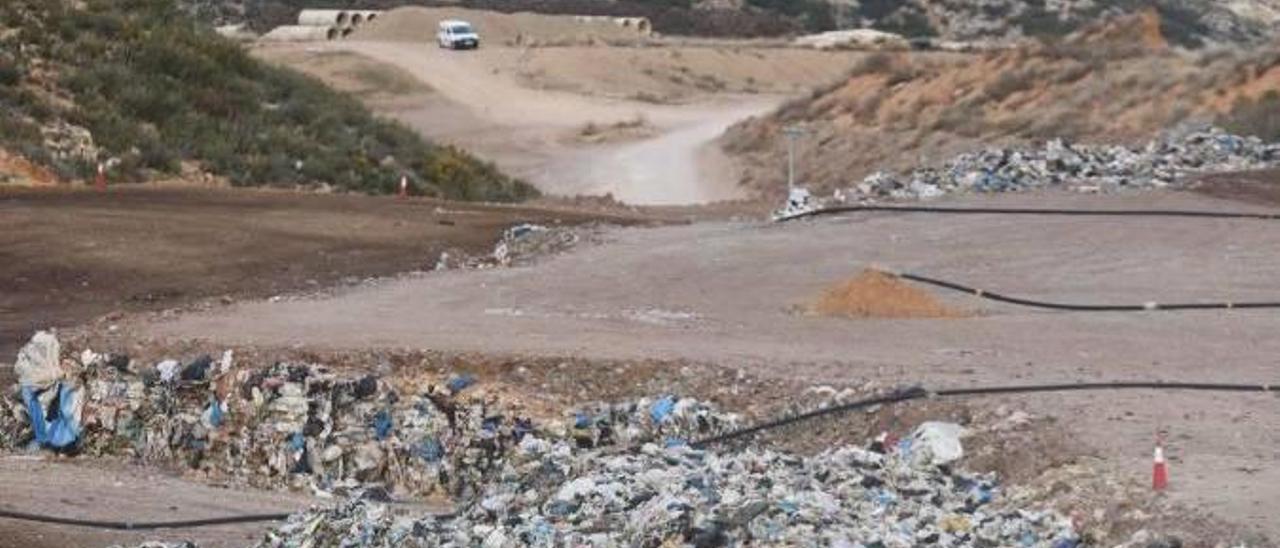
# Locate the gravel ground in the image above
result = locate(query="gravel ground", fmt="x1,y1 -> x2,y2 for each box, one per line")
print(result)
143,188 -> 1280,539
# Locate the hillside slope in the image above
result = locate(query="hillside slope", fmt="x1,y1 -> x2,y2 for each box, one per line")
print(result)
0,0 -> 536,201
721,14 -> 1280,197
201,0 -> 1280,44
825,0 -> 1280,46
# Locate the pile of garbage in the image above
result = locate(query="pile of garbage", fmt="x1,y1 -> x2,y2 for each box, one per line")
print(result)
0,332 -> 736,499
435,223 -> 583,270
837,128 -> 1280,203
492,223 -> 580,267
263,422 -> 1080,547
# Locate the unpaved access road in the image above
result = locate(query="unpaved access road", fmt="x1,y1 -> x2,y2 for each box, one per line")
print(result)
151,189 -> 1280,539
266,41 -> 811,204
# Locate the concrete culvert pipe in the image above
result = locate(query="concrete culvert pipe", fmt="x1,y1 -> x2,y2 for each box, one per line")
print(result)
340,26 -> 354,38
350,13 -> 364,26
297,9 -> 349,27
260,25 -> 335,42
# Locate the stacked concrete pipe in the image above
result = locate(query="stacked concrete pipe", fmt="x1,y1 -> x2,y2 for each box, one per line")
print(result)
259,9 -> 383,42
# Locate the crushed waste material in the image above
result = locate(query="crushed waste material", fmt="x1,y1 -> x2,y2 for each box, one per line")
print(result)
777,128 -> 1280,218
0,333 -> 737,501
261,426 -> 1079,547
841,128 -> 1280,202
3,333 -> 1088,547
435,223 -> 583,270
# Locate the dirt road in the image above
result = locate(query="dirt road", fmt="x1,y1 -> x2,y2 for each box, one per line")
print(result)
0,185 -> 637,360
149,189 -> 1280,538
330,41 -> 774,204
260,41 -> 863,205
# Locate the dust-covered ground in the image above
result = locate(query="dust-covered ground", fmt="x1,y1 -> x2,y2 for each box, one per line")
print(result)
136,187 -> 1280,540
0,185 -> 651,361
252,37 -> 895,205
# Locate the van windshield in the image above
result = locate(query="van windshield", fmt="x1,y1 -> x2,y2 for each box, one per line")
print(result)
450,24 -> 473,34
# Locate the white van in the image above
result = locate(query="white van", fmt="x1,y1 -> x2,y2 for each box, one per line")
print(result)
437,20 -> 480,50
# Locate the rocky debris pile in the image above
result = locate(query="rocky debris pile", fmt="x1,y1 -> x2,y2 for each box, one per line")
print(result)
262,422 -> 1080,547
0,333 -> 736,500
38,121 -> 98,164
831,128 -> 1280,204
492,223 -> 580,267
794,28 -> 910,50
435,223 -> 584,271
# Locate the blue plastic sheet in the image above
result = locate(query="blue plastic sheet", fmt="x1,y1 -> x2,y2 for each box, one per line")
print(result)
21,383 -> 80,450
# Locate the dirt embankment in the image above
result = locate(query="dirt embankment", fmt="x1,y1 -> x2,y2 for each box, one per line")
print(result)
721,13 -> 1280,198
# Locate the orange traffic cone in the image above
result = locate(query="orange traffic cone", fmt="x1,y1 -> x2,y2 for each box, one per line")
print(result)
397,175 -> 408,200
1152,437 -> 1169,491
95,163 -> 106,191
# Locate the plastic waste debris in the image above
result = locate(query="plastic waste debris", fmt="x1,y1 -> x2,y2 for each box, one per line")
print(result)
820,127 -> 1280,207
911,421 -> 968,467
15,331 -> 62,389
263,440 -> 1082,547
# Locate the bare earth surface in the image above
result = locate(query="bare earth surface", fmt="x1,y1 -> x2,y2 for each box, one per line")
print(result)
0,456 -> 318,548
148,189 -> 1280,539
255,42 -> 863,204
0,185 -> 643,360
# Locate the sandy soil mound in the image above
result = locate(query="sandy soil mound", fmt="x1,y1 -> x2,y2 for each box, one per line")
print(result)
810,269 -> 965,319
353,6 -> 642,45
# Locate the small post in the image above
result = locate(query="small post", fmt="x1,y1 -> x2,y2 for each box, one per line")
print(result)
1152,430 -> 1168,492
398,175 -> 408,200
782,125 -> 810,194
95,163 -> 106,192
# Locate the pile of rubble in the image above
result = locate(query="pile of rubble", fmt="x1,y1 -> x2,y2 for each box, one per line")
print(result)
435,223 -> 583,270
0,332 -> 734,499
837,128 -> 1280,203
263,423 -> 1081,547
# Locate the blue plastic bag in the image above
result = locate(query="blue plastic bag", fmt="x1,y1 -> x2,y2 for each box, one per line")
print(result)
649,396 -> 676,424
372,410 -> 393,440
446,374 -> 475,393
21,383 -> 80,450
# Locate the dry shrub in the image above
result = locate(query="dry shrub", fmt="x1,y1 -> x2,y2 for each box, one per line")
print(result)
809,269 -> 966,319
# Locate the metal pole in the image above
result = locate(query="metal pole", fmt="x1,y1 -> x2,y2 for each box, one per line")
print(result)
782,125 -> 808,195
787,135 -> 795,193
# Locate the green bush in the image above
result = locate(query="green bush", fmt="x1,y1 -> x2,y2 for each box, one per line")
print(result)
1219,90 -> 1280,142
0,0 -> 537,201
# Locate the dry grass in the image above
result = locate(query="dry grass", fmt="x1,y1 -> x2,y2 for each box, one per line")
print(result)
808,269 -> 967,319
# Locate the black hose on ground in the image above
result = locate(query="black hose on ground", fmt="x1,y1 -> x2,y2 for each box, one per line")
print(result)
0,509 -> 292,530
776,204 -> 1280,223
895,271 -> 1280,312
690,381 -> 1277,448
